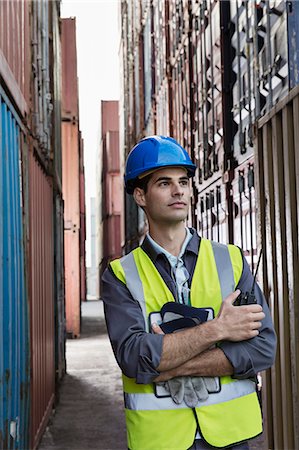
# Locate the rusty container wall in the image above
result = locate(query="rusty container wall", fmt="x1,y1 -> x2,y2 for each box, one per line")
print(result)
50,1 -> 66,383
0,89 -> 30,450
0,0 -> 30,114
61,19 -> 79,120
28,150 -> 55,449
255,85 -> 299,450
30,1 -> 53,159
51,0 -> 63,185
101,101 -> 119,134
53,193 -> 66,381
61,18 -> 81,337
231,157 -> 257,271
62,121 -> 81,337
195,177 -> 228,245
230,0 -> 288,165
100,102 -> 124,281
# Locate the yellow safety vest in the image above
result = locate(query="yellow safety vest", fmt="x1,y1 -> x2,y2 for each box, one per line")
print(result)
110,238 -> 262,450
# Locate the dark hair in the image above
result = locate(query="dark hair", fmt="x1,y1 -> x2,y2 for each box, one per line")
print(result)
132,173 -> 153,194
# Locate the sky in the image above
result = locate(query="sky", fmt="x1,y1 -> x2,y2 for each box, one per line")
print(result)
61,0 -> 120,266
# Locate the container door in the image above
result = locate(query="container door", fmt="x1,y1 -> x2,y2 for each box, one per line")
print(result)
0,91 -> 30,450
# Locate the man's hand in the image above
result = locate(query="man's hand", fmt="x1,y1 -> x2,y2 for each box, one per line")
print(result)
151,323 -> 164,335
216,290 -> 265,342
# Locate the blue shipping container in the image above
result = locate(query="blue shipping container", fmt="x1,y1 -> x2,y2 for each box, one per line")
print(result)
0,88 -> 30,450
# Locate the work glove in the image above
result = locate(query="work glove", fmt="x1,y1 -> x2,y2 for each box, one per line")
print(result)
158,375 -> 218,407
202,376 -> 219,393
157,377 -> 185,404
185,376 -> 219,407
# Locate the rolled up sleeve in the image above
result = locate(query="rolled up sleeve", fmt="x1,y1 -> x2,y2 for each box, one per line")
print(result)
101,267 -> 164,384
219,256 -> 277,378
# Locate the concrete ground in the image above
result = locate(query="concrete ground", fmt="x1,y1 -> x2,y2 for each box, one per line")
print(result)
38,300 -> 265,450
38,300 -> 127,450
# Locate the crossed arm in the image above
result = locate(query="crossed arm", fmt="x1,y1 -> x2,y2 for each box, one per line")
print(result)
102,266 -> 276,384
153,290 -> 265,382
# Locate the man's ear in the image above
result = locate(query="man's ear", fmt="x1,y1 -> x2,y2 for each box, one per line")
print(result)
133,187 -> 146,208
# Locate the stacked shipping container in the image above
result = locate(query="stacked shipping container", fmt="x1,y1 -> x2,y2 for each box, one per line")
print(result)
120,1 -> 299,448
0,1 -> 76,448
61,18 -> 86,338
99,101 -> 124,283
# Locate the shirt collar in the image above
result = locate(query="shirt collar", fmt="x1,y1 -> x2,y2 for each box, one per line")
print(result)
141,227 -> 200,261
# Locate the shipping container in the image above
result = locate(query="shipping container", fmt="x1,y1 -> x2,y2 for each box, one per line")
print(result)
50,0 -> 66,385
120,2 -> 299,447
28,150 -> 55,449
61,19 -> 79,120
230,0 -> 289,165
0,88 -> 30,450
30,0 -> 53,160
0,0 -> 30,114
255,84 -> 299,450
1,1 -> 65,448
53,194 -> 66,382
62,121 -> 81,337
99,102 -> 124,281
231,157 -> 257,271
61,18 -> 82,338
195,178 -> 228,244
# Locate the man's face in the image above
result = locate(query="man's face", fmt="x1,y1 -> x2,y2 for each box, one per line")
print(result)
134,167 -> 191,225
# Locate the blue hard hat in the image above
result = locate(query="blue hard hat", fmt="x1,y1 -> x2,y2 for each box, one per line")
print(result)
125,135 -> 196,194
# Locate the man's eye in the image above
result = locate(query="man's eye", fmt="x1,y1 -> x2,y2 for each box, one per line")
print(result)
180,180 -> 188,186
159,181 -> 169,186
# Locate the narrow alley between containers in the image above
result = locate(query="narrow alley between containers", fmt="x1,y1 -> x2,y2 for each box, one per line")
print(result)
38,300 -> 127,450
2,1 -> 299,449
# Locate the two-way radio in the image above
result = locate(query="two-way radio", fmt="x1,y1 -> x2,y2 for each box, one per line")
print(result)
234,249 -> 263,306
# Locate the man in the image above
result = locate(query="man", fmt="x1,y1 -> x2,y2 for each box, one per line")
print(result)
101,136 -> 276,450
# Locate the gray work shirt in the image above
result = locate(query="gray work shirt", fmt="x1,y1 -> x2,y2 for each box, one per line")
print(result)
101,228 -> 277,384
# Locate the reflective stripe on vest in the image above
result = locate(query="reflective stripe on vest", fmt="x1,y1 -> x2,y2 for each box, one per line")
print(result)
124,378 -> 256,411
121,252 -> 149,331
211,241 -> 235,299
120,239 -> 235,329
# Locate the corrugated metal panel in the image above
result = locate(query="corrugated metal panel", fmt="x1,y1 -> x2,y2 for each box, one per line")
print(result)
101,102 -> 119,137
64,230 -> 80,337
155,80 -> 170,135
61,19 -> 79,119
51,1 -> 63,187
255,84 -> 299,450
231,158 -> 257,271
0,90 -> 30,450
231,0 -> 289,165
106,130 -> 120,173
102,215 -> 122,268
0,0 -> 29,114
195,179 -> 229,244
143,11 -> 152,127
30,1 -> 53,157
28,151 -> 55,449
192,0 -> 224,186
153,0 -> 167,93
54,193 -> 66,382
